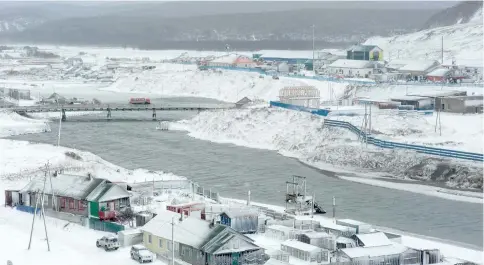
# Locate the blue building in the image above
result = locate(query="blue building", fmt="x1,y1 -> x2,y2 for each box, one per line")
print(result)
219,209 -> 259,234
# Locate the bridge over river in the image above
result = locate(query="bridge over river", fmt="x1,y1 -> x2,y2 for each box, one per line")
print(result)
8,103 -> 235,121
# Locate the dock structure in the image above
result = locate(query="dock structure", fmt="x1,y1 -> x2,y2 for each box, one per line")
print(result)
7,103 -> 235,121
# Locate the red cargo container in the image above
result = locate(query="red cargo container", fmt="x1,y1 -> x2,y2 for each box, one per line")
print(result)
129,98 -> 151,104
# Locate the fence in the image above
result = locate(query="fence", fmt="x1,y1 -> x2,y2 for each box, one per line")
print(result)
89,218 -> 125,233
324,119 -> 483,162
270,101 -> 330,117
16,205 -> 40,214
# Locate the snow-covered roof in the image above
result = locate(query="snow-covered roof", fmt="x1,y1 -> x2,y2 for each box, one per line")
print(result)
20,174 -> 104,200
336,237 -> 356,244
328,59 -> 373,69
406,90 -> 466,98
302,231 -> 331,239
426,68 -> 451,77
465,99 -> 483,107
85,182 -> 130,202
257,50 -> 313,59
398,60 -> 438,72
222,209 -> 258,218
354,232 -> 391,247
321,222 -> 357,233
211,54 -> 238,64
267,225 -> 294,234
282,240 -> 322,252
140,210 -> 213,248
390,95 -> 431,101
338,219 -> 369,226
348,44 -> 381,52
340,244 -> 407,259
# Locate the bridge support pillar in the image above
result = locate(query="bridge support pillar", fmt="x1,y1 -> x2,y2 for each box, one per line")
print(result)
152,109 -> 156,121
61,109 -> 67,122
107,108 -> 112,120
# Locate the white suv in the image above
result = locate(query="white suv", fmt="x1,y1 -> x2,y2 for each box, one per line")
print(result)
96,236 -> 120,251
130,245 -> 155,263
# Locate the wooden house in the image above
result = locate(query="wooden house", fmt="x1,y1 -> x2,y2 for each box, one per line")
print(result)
166,201 -> 206,216
18,174 -> 130,222
281,240 -> 329,263
347,45 -> 383,61
327,59 -> 376,78
337,244 -> 408,265
140,210 -> 265,265
397,60 -> 440,80
298,231 -> 336,251
426,68 -> 452,82
220,209 -> 259,234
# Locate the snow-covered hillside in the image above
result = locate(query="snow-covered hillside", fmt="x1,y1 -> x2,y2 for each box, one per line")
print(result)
0,110 -> 50,137
365,20 -> 483,65
177,108 -> 483,190
103,64 -> 350,102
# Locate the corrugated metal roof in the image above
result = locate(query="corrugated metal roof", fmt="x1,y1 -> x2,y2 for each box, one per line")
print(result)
20,174 -> 103,200
348,45 -> 379,52
353,232 -> 391,247
328,59 -> 373,69
340,244 -> 407,259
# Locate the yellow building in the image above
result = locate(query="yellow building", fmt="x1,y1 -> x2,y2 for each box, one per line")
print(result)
140,210 -> 264,265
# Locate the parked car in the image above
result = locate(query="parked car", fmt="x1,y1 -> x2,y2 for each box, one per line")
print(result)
131,245 -> 155,263
272,75 -> 279,80
96,236 -> 120,251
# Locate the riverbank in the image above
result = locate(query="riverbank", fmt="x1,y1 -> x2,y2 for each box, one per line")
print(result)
174,107 -> 484,194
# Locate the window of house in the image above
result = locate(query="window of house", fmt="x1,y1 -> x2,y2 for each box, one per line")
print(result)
60,198 -> 66,208
167,240 -> 172,250
43,195 -> 49,205
233,239 -> 240,249
148,235 -> 152,244
159,239 -> 163,248
69,199 -> 75,209
78,201 -> 85,211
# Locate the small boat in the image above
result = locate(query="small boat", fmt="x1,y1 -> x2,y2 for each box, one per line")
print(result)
156,121 -> 169,131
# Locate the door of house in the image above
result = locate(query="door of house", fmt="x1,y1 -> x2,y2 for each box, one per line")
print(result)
108,201 -> 115,211
231,252 -> 239,265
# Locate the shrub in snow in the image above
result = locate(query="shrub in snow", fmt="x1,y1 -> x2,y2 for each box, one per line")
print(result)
65,151 -> 82,161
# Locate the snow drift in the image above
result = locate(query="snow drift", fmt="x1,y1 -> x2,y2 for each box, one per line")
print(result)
364,20 -> 483,65
102,64 -> 350,103
178,108 -> 483,189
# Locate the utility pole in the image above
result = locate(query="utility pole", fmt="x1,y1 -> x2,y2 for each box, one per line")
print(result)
435,97 -> 442,136
332,196 -> 336,222
441,36 -> 444,64
312,24 -> 315,73
171,216 -> 175,265
56,95 -> 62,147
28,163 -> 51,251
